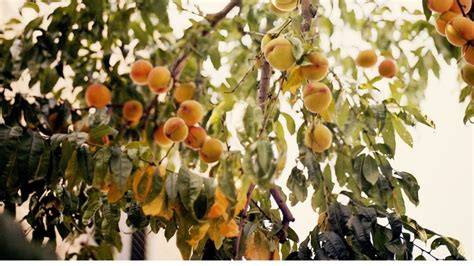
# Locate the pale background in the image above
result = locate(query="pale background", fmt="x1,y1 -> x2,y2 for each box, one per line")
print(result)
1,0 -> 473,260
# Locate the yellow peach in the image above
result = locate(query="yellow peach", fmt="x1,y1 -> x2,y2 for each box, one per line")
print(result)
153,124 -> 173,147
185,126 -> 207,150
200,138 -> 224,163
264,37 -> 296,71
356,50 -> 378,68
130,59 -> 153,85
301,52 -> 329,81
450,0 -> 472,14
463,44 -> 474,65
378,58 -> 398,78
445,16 -> 474,47
163,117 -> 189,142
148,66 -> 172,94
177,100 -> 205,126
85,83 -> 111,109
428,0 -> 454,13
303,82 -> 332,114
122,100 -> 143,122
304,123 -> 333,153
461,64 -> 474,86
435,11 -> 459,36
173,82 -> 196,103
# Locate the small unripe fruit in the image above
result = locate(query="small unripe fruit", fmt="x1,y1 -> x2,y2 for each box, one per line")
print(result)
85,83 -> 111,109
450,0 -> 472,14
303,82 -> 332,114
122,100 -> 143,122
177,100 -> 205,126
435,11 -> 459,36
130,59 -> 153,85
461,64 -> 474,86
173,82 -> 196,103
378,58 -> 398,78
264,37 -> 296,71
301,52 -> 329,81
304,123 -> 333,153
356,50 -> 377,68
163,117 -> 189,142
153,124 -> 173,147
200,138 -> 224,163
445,16 -> 474,47
271,0 -> 297,12
428,0 -> 454,13
268,2 -> 289,15
148,66 -> 172,94
463,45 -> 474,65
185,126 -> 207,150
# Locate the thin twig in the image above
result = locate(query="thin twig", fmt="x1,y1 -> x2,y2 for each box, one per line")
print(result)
158,143 -> 175,165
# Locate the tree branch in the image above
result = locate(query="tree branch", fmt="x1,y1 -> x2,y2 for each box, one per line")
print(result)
234,183 -> 256,260
207,0 -> 242,27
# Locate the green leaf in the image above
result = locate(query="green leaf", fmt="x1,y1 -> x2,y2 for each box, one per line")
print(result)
177,167 -> 204,216
22,2 -> 40,13
459,86 -> 472,103
281,112 -> 296,135
93,148 -> 111,189
391,114 -> 413,147
109,147 -> 133,193
362,155 -> 380,185
389,187 -> 406,215
396,171 -> 420,206
39,68 -> 59,94
89,124 -> 118,141
421,0 -> 432,20
287,167 -> 308,205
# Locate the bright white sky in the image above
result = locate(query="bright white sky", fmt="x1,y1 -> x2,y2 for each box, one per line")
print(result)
1,0 -> 473,260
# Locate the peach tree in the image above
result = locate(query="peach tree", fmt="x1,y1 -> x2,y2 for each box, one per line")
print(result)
0,0 -> 470,260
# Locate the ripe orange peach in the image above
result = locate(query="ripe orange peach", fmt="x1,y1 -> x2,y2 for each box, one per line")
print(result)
435,11 -> 459,36
450,0 -> 472,14
184,126 -> 207,150
378,58 -> 398,78
173,82 -> 196,103
122,100 -> 143,122
153,124 -> 173,147
304,123 -> 333,153
356,50 -> 377,68
148,66 -> 172,94
303,82 -> 332,114
200,138 -> 224,163
445,16 -> 474,47
463,44 -> 474,65
301,52 -> 329,81
263,37 -> 296,71
177,100 -> 205,126
130,59 -> 153,85
428,0 -> 454,13
163,117 -> 189,142
85,83 -> 111,109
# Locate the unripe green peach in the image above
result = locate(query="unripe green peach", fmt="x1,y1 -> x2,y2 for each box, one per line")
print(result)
428,0 -> 454,13
85,83 -> 111,109
122,100 -> 143,122
301,52 -> 329,81
185,126 -> 207,150
355,50 -> 377,68
461,64 -> 474,86
304,123 -> 333,153
153,124 -> 173,147
271,0 -> 297,12
450,0 -> 472,14
173,82 -> 196,103
148,66 -> 172,94
268,2 -> 289,15
303,82 -> 332,114
130,59 -> 153,85
445,16 -> 474,47
200,138 -> 224,163
177,100 -> 204,126
378,58 -> 398,78
264,37 -> 296,71
463,44 -> 474,65
435,11 -> 459,36
163,117 -> 189,142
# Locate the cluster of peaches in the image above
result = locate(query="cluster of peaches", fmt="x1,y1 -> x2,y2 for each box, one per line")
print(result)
83,60 -> 224,164
261,31 -> 397,154
428,0 -> 474,90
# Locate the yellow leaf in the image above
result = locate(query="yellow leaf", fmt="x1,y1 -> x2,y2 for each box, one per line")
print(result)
187,223 -> 210,249
233,189 -> 248,217
271,240 -> 280,260
282,66 -> 304,94
142,190 -> 173,220
208,221 -> 224,249
244,231 -> 272,260
218,219 -> 239,238
207,189 -> 229,219
107,182 -> 124,203
320,98 -> 335,122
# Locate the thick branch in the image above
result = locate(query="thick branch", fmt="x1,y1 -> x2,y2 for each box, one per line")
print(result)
207,0 -> 242,27
258,61 -> 271,110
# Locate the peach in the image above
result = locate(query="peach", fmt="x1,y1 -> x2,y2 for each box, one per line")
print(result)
153,124 -> 173,147
271,0 -> 297,12
185,126 -> 207,150
177,100 -> 205,126
461,64 -> 474,86
304,123 -> 333,153
303,82 -> 332,114
173,82 -> 196,103
378,58 -> 398,78
445,16 -> 474,47
200,138 -> 224,163
148,66 -> 172,94
163,117 -> 189,142
130,59 -> 153,85
122,100 -> 143,122
261,33 -> 273,53
301,52 -> 329,81
356,49 -> 378,68
463,44 -> 474,65
263,37 -> 296,71
435,11 -> 459,36
450,0 -> 472,14
428,0 -> 454,13
85,83 -> 111,109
